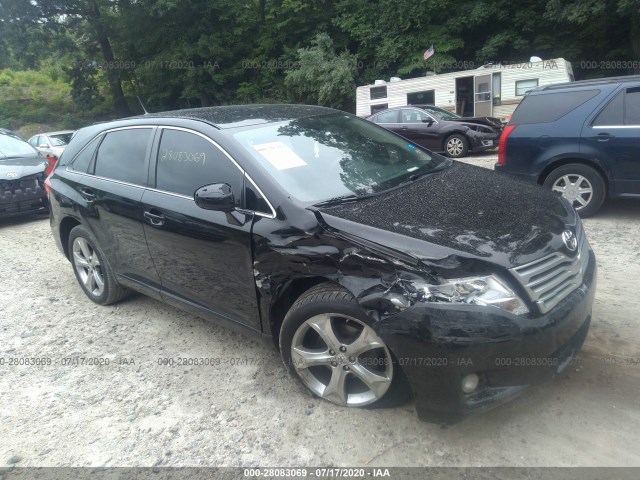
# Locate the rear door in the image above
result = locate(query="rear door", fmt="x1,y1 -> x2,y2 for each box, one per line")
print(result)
399,108 -> 441,149
373,110 -> 401,135
583,86 -> 640,194
141,127 -> 260,330
80,126 -> 162,298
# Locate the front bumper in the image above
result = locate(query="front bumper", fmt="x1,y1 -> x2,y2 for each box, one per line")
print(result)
0,179 -> 48,218
468,132 -> 499,152
378,250 -> 596,423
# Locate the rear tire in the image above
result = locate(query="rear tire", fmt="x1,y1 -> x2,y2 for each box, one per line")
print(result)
444,134 -> 469,158
68,225 -> 129,305
543,163 -> 605,217
279,282 -> 411,409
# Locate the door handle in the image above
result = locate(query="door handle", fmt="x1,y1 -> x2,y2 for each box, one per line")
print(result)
144,210 -> 165,226
590,133 -> 614,142
79,188 -> 95,201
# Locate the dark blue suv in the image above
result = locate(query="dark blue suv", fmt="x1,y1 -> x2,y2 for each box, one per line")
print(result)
495,75 -> 640,216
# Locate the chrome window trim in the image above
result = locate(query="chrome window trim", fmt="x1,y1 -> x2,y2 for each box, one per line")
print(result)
65,125 -> 277,219
592,125 -> 640,129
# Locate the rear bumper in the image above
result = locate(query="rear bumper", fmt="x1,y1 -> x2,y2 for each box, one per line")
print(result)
494,164 -> 539,182
379,250 -> 596,424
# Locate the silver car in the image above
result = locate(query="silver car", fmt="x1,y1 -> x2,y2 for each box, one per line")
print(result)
28,130 -> 75,159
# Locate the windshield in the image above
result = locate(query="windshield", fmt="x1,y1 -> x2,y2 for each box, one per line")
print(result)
49,133 -> 72,146
0,134 -> 38,159
424,107 -> 461,121
233,113 -> 443,203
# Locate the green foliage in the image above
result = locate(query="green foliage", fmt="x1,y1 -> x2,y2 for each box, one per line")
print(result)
0,0 -> 639,130
285,33 -> 358,109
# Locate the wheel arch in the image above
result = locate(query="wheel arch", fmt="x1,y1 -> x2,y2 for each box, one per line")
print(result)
441,130 -> 470,152
268,276 -> 340,349
59,216 -> 82,260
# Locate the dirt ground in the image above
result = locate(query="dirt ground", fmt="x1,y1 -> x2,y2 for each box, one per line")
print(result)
1,153 -> 639,467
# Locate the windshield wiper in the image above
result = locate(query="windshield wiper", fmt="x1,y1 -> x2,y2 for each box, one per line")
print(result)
313,194 -> 360,208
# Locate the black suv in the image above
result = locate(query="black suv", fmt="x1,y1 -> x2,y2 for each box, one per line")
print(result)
496,75 -> 640,216
48,105 -> 595,423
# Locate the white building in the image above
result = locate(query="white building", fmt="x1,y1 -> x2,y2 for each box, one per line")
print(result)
356,58 -> 574,120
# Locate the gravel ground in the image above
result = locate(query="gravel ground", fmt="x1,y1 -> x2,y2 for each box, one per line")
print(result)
1,153 -> 639,467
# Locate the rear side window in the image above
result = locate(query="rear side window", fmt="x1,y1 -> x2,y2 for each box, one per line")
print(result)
94,128 -> 152,185
510,90 -> 600,124
624,87 -> 640,125
70,136 -> 101,173
155,129 -> 243,199
375,110 -> 399,123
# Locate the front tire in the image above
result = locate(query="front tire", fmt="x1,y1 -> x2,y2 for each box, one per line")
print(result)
68,225 -> 129,305
543,163 -> 605,217
279,283 -> 411,409
444,134 -> 469,158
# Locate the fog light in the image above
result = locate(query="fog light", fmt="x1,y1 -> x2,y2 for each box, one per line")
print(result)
461,373 -> 480,394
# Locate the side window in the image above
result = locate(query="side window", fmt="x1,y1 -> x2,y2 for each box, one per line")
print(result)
400,109 -> 429,124
38,136 -> 49,148
94,128 -> 151,185
70,135 -> 102,173
29,136 -> 38,147
155,129 -> 243,200
624,87 -> 640,125
376,110 -> 398,123
593,91 -> 624,126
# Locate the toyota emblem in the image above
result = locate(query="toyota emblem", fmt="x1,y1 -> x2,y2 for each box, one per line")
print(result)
562,230 -> 578,251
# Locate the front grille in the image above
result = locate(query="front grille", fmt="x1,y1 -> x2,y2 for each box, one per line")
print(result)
0,176 -> 40,194
509,226 -> 589,314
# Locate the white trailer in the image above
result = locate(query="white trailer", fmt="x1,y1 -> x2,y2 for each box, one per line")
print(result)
356,58 -> 574,121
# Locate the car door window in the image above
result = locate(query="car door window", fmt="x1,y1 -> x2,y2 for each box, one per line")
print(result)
38,136 -> 49,148
593,91 -> 624,126
70,135 -> 102,173
375,110 -> 399,123
93,128 -> 152,185
400,109 -> 430,124
155,129 -> 244,201
624,87 -> 640,125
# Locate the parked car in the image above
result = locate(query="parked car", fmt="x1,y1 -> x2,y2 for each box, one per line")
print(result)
47,105 -> 595,423
496,75 -> 640,217
0,128 -> 50,218
366,105 -> 502,158
28,130 -> 75,160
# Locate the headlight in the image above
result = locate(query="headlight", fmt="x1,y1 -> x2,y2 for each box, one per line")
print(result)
410,275 -> 529,315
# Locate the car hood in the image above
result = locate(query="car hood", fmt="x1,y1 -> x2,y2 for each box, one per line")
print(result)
450,117 -> 503,130
317,161 -> 577,270
0,156 -> 47,179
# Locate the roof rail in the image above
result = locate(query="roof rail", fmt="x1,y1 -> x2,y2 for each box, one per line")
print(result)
542,75 -> 640,90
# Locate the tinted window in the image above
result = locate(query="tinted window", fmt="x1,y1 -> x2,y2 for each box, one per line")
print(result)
70,135 -> 102,173
370,86 -> 387,100
624,87 -> 640,125
400,109 -> 429,124
245,177 -> 271,215
94,129 -> 151,185
407,90 -> 434,105
156,129 -> 243,199
593,92 -> 624,126
510,90 -> 600,124
375,110 -> 398,123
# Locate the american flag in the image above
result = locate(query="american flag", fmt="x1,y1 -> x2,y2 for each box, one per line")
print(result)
423,45 -> 434,61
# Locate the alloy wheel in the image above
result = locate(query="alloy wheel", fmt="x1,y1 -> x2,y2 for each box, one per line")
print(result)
72,237 -> 105,297
290,313 -> 393,406
551,174 -> 593,210
446,137 -> 464,156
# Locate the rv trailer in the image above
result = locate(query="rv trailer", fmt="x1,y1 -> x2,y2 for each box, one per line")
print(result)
356,58 -> 574,121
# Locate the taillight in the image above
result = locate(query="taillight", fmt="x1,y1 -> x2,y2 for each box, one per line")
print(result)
498,125 -> 517,165
44,154 -> 56,176
44,176 -> 52,194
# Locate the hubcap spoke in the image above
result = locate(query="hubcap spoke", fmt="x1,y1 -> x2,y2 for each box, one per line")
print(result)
575,195 -> 588,206
322,367 -> 348,405
78,238 -> 92,261
350,363 -> 391,398
73,252 -> 90,268
349,327 -> 384,357
307,315 -> 342,351
93,269 -> 104,292
291,346 -> 333,370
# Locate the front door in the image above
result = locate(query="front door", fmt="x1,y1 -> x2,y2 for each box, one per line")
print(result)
142,127 -> 261,330
474,74 -> 493,117
399,108 -> 441,149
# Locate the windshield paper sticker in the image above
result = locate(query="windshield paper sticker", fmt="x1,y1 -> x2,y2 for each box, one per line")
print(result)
253,141 -> 307,170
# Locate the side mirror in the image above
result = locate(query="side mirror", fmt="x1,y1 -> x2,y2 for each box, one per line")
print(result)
194,183 -> 235,212
422,118 -> 434,126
